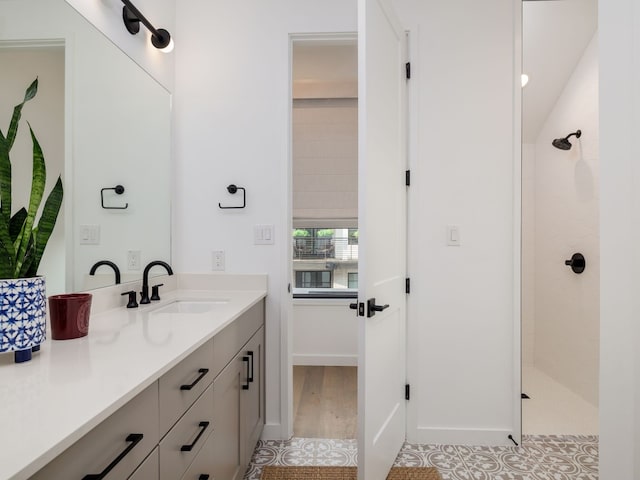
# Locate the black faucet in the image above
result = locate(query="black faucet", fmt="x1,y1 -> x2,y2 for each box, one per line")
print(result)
89,260 -> 121,284
140,260 -> 173,304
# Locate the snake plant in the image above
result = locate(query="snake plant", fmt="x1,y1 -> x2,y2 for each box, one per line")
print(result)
0,78 -> 63,279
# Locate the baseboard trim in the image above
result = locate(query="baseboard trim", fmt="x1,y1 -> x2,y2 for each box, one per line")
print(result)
261,423 -> 287,440
293,354 -> 358,366
407,427 -> 517,446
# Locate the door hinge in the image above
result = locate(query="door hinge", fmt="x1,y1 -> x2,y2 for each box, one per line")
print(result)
405,62 -> 411,79
405,384 -> 410,400
405,278 -> 410,294
405,170 -> 411,186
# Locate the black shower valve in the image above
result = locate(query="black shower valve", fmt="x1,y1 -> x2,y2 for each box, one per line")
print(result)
565,253 -> 586,274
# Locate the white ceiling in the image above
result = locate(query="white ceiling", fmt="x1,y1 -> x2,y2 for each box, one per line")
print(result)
522,0 -> 598,143
292,1 -> 598,142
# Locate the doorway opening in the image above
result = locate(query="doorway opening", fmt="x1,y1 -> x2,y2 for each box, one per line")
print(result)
290,36 -> 359,440
521,0 -> 599,436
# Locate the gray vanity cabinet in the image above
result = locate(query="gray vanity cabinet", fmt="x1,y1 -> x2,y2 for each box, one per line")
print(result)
210,307 -> 266,480
28,299 -> 265,480
30,382 -> 160,480
210,353 -> 243,480
241,326 -> 265,467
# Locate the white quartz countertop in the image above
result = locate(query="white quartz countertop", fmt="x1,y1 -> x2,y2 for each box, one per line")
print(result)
0,286 -> 266,480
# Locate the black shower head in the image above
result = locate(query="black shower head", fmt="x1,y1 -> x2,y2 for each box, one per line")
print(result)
552,130 -> 581,150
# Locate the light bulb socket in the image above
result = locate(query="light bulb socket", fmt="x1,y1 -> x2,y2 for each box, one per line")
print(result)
151,29 -> 172,50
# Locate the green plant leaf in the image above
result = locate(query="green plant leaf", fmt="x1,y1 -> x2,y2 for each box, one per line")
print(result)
29,176 -> 63,276
6,78 -> 38,151
19,234 -> 35,278
9,208 -> 27,242
0,130 -> 11,224
0,214 -> 15,278
13,125 -> 46,277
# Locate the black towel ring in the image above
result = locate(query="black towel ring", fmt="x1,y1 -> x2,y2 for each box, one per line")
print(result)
219,184 -> 246,209
101,185 -> 128,209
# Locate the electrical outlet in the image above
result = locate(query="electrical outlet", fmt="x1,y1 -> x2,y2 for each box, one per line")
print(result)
212,250 -> 225,271
127,250 -> 141,270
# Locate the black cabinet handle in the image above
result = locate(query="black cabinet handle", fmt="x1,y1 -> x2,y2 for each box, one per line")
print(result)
180,368 -> 209,391
198,476 -> 210,480
248,351 -> 254,383
242,356 -> 250,390
82,433 -> 143,479
180,421 -> 210,452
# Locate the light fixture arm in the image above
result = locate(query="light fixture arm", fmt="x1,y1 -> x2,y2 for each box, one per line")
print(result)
121,0 -> 172,51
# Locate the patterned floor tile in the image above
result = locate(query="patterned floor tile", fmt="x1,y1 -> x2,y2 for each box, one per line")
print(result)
244,435 -> 598,480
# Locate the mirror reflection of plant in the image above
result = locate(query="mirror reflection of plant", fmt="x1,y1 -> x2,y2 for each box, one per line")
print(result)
0,79 -> 63,279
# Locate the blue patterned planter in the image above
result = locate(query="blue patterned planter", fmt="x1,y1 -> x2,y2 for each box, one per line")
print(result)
0,277 -> 47,363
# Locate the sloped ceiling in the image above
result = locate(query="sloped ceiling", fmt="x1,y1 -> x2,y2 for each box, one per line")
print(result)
522,0 -> 598,143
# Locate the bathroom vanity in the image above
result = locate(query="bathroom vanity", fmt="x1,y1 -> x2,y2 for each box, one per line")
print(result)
0,274 -> 267,480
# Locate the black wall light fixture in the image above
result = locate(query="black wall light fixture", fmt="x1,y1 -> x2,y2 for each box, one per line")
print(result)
121,0 -> 174,52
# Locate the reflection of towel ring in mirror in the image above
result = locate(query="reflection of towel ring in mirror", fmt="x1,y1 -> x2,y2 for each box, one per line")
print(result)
219,184 -> 246,209
101,185 -> 128,209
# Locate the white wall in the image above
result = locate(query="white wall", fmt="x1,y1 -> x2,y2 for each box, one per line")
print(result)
0,48 -> 65,293
599,0 -> 640,477
293,300 -> 358,366
530,35 -> 599,406
395,0 -> 520,445
521,143 -> 535,366
64,0 -> 176,91
173,0 -> 357,438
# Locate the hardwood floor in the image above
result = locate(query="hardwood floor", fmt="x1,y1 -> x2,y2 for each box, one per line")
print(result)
293,366 -> 357,439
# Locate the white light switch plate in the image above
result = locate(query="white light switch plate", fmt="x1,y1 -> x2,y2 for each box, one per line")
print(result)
447,225 -> 461,246
254,225 -> 274,245
80,224 -> 100,245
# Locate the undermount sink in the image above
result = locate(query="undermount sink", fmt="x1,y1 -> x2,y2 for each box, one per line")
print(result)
151,299 -> 229,315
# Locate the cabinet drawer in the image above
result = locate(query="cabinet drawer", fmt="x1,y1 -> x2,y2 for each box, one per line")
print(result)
32,382 -> 159,480
159,339 -> 214,434
159,384 -> 214,480
179,430 -> 215,480
212,300 -> 264,378
129,448 -> 159,480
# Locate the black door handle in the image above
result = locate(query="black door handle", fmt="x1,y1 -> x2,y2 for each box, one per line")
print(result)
82,433 -> 143,479
349,302 -> 365,316
242,356 -> 250,390
367,298 -> 389,318
181,421 -> 210,451
180,368 -> 209,390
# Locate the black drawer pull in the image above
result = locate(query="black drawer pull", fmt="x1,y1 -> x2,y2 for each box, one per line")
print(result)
82,433 -> 143,479
242,356 -> 250,390
181,421 -> 210,452
199,476 -> 210,480
248,351 -> 254,383
180,368 -> 209,391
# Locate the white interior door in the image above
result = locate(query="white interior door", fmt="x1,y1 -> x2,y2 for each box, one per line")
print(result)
357,0 -> 407,478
